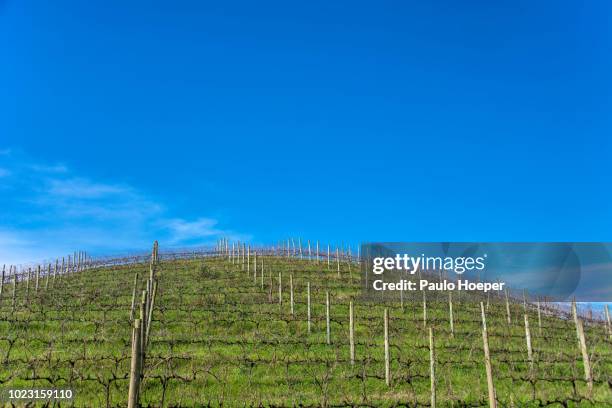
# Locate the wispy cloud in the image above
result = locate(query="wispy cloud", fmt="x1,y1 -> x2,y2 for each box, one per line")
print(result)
0,149 -> 245,265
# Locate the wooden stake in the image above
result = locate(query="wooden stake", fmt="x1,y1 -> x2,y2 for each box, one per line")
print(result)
605,304 -> 611,340
449,292 -> 454,338
422,290 -> 427,327
307,282 -> 311,333
384,308 -> 390,386
536,297 -> 542,335
11,273 -> 16,313
429,327 -> 436,408
524,313 -> 533,373
481,302 -> 496,407
349,301 -> 355,366
336,247 -> 340,276
289,274 -> 294,316
278,272 -> 282,306
130,273 -> 139,322
127,318 -> 142,408
505,288 -> 511,324
0,265 -> 4,298
326,291 -> 331,345
576,318 -> 593,395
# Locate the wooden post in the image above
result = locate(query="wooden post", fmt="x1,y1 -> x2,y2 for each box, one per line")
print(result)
146,280 -> 157,346
45,263 -> 50,290
260,257 -> 264,289
349,301 -> 355,365
536,298 -> 542,335
253,251 -> 257,282
35,265 -> 40,293
11,273 -> 16,313
127,319 -> 142,408
429,327 -> 436,408
130,273 -> 139,322
576,318 -> 593,395
505,288 -> 511,324
278,272 -> 282,306
140,290 -> 147,357
422,290 -> 427,327
308,240 -> 311,260
299,238 -> 303,260
307,282 -> 311,334
316,241 -> 320,263
605,304 -> 611,340
524,313 -> 533,373
336,247 -> 340,277
289,274 -> 294,316
25,268 -> 30,300
327,244 -> 330,270
326,291 -> 331,345
0,265 -> 4,298
247,245 -> 250,274
480,302 -> 496,407
449,292 -> 454,338
384,308 -> 390,386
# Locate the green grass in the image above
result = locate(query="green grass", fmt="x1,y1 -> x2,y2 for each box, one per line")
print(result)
0,256 -> 611,407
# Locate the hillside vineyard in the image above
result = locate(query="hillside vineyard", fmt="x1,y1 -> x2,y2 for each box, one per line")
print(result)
0,241 -> 610,407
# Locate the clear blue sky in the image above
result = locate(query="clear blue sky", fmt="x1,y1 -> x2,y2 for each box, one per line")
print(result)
1,1 -> 610,264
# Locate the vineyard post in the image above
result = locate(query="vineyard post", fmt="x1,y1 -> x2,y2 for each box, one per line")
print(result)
536,297 -> 542,335
326,291 -> 331,345
349,301 -> 355,366
35,265 -> 40,293
247,245 -> 250,274
316,241 -> 320,263
308,240 -> 311,260
307,282 -> 311,333
384,308 -> 390,386
605,304 -> 611,340
25,268 -> 30,301
422,290 -> 427,327
505,288 -> 511,324
140,290 -> 147,360
45,263 -> 50,290
429,327 -> 436,408
127,318 -> 142,408
278,272 -> 282,307
327,244 -> 330,270
400,280 -> 404,310
336,247 -> 340,277
299,238 -> 303,260
130,273 -> 139,322
524,313 -> 533,373
0,264 -> 4,298
260,257 -> 264,289
575,318 -> 593,395
53,259 -> 58,287
11,273 -> 16,313
268,269 -> 272,303
449,292 -> 454,338
242,243 -> 246,271
146,280 -> 157,346
290,274 -> 294,316
481,302 -> 497,407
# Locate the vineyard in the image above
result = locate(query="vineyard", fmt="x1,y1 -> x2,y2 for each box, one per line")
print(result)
1,242 -> 611,407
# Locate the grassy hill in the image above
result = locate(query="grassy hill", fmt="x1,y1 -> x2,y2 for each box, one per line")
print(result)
1,252 -> 611,406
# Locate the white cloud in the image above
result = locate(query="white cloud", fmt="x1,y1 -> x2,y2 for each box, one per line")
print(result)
0,150 -> 247,265
47,178 -> 128,198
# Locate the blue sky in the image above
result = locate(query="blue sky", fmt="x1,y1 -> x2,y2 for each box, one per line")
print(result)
1,1 -> 611,265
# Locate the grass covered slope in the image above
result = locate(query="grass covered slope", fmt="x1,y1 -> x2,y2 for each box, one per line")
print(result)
1,255 -> 611,406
